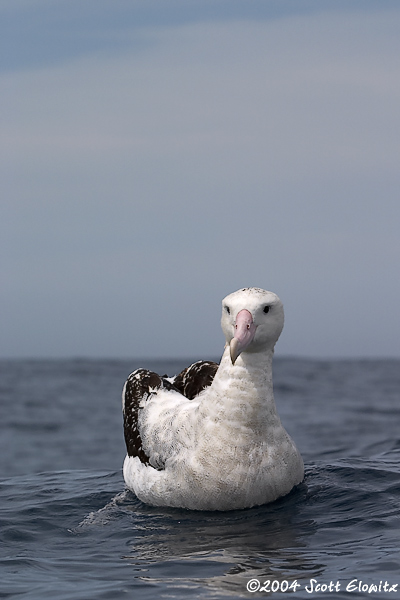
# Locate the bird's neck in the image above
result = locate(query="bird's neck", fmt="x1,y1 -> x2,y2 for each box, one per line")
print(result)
203,346 -> 280,429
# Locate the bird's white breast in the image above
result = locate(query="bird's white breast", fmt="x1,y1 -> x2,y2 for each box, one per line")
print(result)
124,347 -> 304,510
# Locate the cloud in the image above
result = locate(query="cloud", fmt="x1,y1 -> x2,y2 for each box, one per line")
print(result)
1,0 -> 398,71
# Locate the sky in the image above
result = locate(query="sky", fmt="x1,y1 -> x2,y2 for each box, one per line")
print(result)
2,0 -> 400,359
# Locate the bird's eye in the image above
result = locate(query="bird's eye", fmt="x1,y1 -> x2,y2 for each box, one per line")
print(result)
225,306 -> 230,314
263,305 -> 270,314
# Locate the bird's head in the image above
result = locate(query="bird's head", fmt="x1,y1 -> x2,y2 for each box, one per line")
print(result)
221,287 -> 284,364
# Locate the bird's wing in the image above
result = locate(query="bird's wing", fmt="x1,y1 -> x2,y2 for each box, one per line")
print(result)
122,369 -> 175,468
172,360 -> 219,399
122,361 -> 219,470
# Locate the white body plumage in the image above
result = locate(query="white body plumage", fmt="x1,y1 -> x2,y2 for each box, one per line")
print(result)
123,288 -> 304,511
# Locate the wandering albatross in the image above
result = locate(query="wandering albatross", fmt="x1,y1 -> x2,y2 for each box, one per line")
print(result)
122,287 -> 304,511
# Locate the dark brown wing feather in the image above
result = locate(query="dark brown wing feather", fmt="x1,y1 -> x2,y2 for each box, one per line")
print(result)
122,361 -> 219,465
123,369 -> 174,464
172,360 -> 219,400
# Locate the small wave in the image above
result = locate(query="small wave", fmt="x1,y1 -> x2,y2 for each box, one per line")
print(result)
74,490 -> 130,530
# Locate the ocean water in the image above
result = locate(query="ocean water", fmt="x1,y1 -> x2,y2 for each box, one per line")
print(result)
1,358 -> 400,599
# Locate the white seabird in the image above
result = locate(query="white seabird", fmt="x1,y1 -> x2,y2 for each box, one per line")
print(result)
122,287 -> 304,511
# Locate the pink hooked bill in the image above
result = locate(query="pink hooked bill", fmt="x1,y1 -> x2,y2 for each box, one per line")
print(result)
229,309 -> 257,364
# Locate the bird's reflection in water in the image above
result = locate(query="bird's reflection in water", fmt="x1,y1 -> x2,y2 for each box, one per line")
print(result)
119,481 -> 326,597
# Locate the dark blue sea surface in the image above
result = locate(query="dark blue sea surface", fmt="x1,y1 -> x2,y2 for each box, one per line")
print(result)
1,358 -> 400,599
